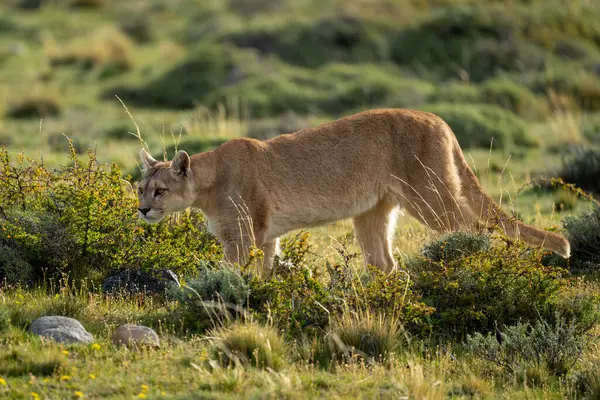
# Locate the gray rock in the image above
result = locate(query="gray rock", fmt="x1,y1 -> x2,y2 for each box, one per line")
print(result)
29,316 -> 93,344
112,324 -> 160,348
102,269 -> 179,295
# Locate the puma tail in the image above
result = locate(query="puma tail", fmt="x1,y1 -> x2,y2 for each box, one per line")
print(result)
452,139 -> 571,258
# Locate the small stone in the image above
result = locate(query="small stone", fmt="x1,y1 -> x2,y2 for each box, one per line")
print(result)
112,324 -> 160,348
29,316 -> 93,344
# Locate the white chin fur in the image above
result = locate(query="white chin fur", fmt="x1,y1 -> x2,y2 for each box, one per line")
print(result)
138,212 -> 163,224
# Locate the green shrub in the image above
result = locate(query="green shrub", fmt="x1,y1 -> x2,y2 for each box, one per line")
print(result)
558,147 -> 600,196
412,238 -> 574,338
522,67 -> 600,111
228,15 -> 392,68
421,103 -> 537,149
466,317 -> 586,376
480,78 -> 549,119
0,145 -> 222,284
0,244 -> 33,285
69,0 -> 104,8
108,44 -> 250,108
249,233 -> 336,335
327,311 -> 405,364
176,266 -> 248,305
419,231 -> 491,263
209,322 -> 288,370
0,210 -> 78,283
103,122 -> 137,141
167,265 -> 248,330
48,27 -> 134,76
6,90 -> 61,119
563,206 -> 600,271
391,6 -> 548,82
47,133 -> 86,153
210,63 -> 433,117
429,83 -> 481,104
429,80 -> 548,119
250,233 -> 431,336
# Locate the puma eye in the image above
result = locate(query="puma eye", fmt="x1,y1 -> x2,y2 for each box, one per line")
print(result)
138,187 -> 143,194
155,188 -> 167,196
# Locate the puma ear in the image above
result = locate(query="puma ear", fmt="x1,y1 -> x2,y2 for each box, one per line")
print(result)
139,148 -> 158,171
170,150 -> 190,177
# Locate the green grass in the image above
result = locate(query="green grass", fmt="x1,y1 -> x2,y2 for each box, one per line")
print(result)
1,0 -> 600,398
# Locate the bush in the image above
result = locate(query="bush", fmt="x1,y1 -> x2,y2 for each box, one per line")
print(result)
430,83 -> 481,104
411,236 -> 576,338
419,231 -> 491,263
6,90 -> 61,119
0,210 -> 78,283
47,27 -> 134,76
522,67 -> 600,112
327,311 -> 405,364
249,233 -> 431,336
480,78 -> 549,119
0,244 -> 33,285
466,317 -> 586,376
174,266 -> 248,305
69,0 -> 104,8
103,122 -> 137,141
209,322 -> 288,370
210,63 -> 433,117
228,15 -> 392,68
421,103 -> 537,149
167,265 -> 248,330
429,80 -> 548,119
563,206 -> 600,270
558,147 -> 600,196
391,6 -> 548,82
108,44 -> 248,108
47,133 -> 86,153
0,145 -> 222,284
111,45 -> 432,116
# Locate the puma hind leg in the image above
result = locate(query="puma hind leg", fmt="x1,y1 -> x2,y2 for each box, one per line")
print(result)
352,200 -> 398,272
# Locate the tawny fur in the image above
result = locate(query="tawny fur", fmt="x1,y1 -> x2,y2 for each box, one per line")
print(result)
137,109 -> 571,275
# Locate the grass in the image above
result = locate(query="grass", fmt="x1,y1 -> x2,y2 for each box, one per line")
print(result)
1,0 -> 600,398
0,287 -> 589,399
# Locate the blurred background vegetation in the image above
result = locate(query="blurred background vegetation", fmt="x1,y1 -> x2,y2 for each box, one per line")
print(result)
1,0 -> 599,218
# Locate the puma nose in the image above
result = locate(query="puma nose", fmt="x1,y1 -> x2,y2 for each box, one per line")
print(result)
138,207 -> 150,216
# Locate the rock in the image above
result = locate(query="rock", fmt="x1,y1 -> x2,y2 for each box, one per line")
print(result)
29,316 -> 93,344
112,324 -> 160,348
102,269 -> 179,295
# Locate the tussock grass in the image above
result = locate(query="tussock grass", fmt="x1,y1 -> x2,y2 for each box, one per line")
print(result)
5,87 -> 62,119
43,27 -> 134,74
327,310 -> 406,364
209,321 -> 288,370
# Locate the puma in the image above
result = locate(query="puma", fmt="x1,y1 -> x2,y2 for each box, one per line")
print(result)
137,108 -> 570,274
